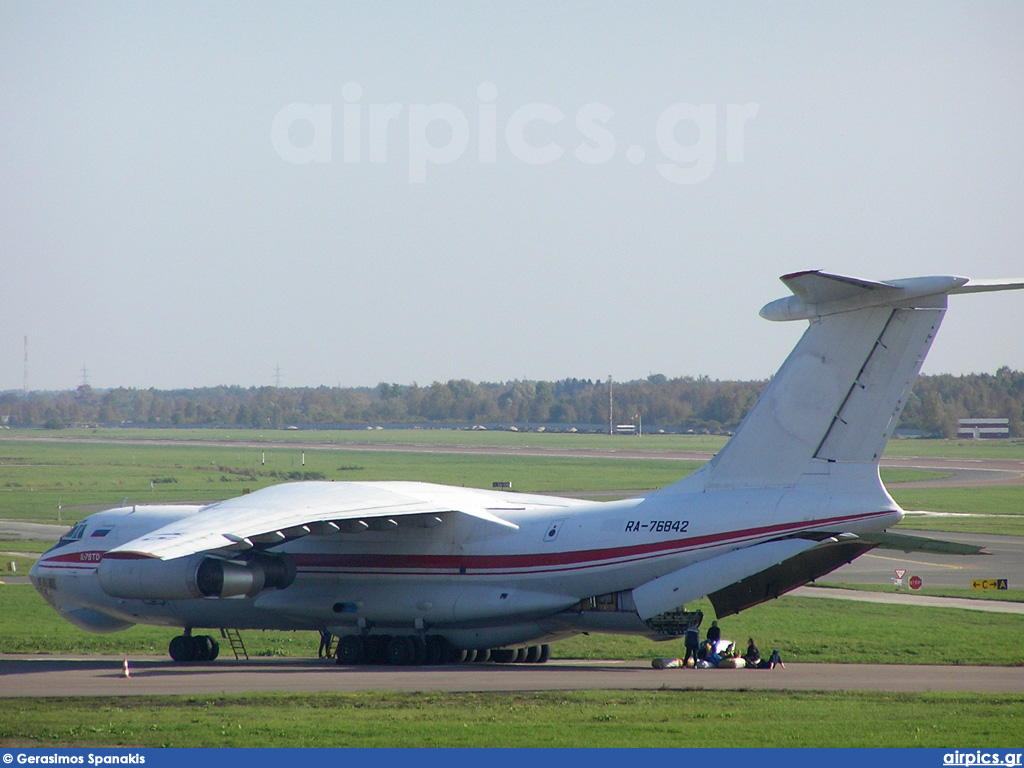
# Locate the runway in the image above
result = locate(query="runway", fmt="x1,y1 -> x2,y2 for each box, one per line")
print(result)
1,655 -> 1021,697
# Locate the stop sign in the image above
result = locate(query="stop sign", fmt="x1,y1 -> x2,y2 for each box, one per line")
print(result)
909,575 -> 923,590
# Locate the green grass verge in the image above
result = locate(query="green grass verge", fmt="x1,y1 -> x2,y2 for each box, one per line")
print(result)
880,469 -> 951,483
0,541 -> 48,577
4,586 -> 1022,666
811,582 -> 1024,602
0,438 -> 701,523
2,435 -> 1019,536
892,486 -> 1024,536
24,427 -> 1024,460
883,437 -> 1024,460
2,690 -> 1022,748
6,427 -> 731,452
0,554 -> 37,577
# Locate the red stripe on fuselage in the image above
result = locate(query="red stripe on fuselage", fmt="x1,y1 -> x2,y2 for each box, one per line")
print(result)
292,509 -> 894,574
36,551 -> 106,566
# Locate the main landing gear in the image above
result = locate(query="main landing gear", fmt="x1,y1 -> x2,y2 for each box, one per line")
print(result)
168,633 -> 220,662
334,634 -> 551,667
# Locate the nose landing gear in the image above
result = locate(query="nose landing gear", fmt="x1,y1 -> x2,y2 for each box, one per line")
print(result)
168,633 -> 220,662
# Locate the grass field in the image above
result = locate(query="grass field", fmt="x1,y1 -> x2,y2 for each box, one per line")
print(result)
2,432 -> 1023,535
890,487 -> 1024,537
0,437 -> 706,522
21,426 -> 1024,457
24,426 -> 732,452
2,690 -> 1021,748
812,582 -> 1024,602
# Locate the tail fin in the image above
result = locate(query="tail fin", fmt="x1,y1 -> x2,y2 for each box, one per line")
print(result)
673,271 -> 1024,492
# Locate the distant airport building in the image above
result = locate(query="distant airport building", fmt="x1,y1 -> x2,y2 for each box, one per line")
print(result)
957,418 -> 1010,439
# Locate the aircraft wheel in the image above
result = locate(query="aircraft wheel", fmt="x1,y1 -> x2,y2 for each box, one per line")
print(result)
463,648 -> 478,663
424,636 -> 445,665
385,635 -> 414,666
410,636 -> 427,665
513,647 -> 528,663
193,635 -> 216,662
196,635 -> 219,661
537,644 -> 551,663
475,648 -> 491,663
168,635 -> 191,662
490,648 -> 515,663
336,635 -> 366,665
446,646 -> 467,664
361,636 -> 384,665
525,645 -> 541,663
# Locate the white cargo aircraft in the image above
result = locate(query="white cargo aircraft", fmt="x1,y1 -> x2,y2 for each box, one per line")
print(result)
31,271 -> 1024,665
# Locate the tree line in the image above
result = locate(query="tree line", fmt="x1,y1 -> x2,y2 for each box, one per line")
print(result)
2,367 -> 1023,437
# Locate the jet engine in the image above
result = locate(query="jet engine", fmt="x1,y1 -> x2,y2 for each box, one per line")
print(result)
98,553 -> 295,600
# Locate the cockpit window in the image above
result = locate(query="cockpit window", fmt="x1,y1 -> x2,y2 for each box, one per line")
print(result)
45,520 -> 90,553
61,521 -> 88,542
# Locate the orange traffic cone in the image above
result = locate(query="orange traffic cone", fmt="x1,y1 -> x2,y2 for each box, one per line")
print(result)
120,658 -> 131,679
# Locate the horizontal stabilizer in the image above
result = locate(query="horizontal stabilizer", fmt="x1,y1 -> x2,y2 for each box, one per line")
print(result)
951,278 -> 1024,294
781,270 -> 892,304
760,271 -> 968,322
761,271 -> 1024,323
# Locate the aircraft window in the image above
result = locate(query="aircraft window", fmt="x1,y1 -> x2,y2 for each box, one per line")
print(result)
45,521 -> 89,553
61,521 -> 88,541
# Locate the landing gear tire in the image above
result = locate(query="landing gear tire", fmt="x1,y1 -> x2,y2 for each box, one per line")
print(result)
194,635 -> 218,661
537,644 -> 551,663
410,636 -> 428,665
385,635 -> 414,666
169,634 -> 218,662
424,635 -> 446,665
169,635 -> 190,662
513,647 -> 528,663
336,635 -> 366,665
525,645 -> 541,663
491,648 -> 516,663
364,636 -> 387,665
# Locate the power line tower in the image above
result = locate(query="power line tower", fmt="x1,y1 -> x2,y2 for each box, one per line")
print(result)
274,364 -> 283,388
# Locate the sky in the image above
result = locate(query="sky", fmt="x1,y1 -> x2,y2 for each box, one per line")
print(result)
2,2 -> 1023,392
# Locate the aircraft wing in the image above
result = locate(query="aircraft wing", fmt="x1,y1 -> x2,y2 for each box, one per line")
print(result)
105,481 -> 583,561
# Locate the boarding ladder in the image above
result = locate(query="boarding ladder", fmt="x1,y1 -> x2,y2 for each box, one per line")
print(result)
220,628 -> 248,660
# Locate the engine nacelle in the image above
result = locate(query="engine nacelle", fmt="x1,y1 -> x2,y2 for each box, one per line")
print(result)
195,555 -> 296,598
98,553 -> 295,600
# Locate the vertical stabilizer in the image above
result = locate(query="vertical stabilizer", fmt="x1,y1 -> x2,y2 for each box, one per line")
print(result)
664,271 -> 1024,493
